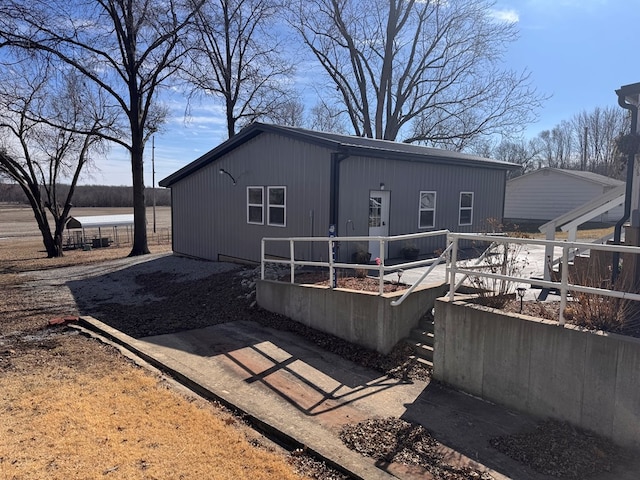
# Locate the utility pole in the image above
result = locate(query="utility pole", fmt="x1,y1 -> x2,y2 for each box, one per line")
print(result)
152,136 -> 156,234
582,126 -> 588,171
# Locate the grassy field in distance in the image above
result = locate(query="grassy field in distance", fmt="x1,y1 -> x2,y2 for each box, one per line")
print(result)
0,204 -> 171,238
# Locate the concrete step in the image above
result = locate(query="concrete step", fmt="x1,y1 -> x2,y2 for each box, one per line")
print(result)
409,328 -> 434,346
404,339 -> 434,362
405,310 -> 435,366
410,355 -> 433,369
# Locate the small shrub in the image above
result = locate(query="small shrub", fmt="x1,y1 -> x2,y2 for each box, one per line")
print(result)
468,240 -> 530,308
565,254 -> 637,332
567,291 -> 633,333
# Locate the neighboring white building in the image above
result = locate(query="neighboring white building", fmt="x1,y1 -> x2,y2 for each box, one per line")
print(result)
504,168 -> 624,223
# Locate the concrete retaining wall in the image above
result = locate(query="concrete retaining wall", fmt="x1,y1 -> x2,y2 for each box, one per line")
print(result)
434,297 -> 640,448
257,280 -> 447,354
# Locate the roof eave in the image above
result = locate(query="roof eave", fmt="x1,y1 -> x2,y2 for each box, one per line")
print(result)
342,144 -> 517,170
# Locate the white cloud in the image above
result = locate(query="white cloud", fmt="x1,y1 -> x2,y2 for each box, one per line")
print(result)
490,8 -> 520,23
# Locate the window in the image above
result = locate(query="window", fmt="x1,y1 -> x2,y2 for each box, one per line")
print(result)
418,191 -> 436,228
369,195 -> 382,227
247,187 -> 264,224
267,186 -> 286,226
459,192 -> 474,226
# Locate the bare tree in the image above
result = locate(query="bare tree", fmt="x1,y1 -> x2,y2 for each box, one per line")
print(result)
534,122 -> 575,169
530,107 -> 628,176
572,106 -> 627,177
308,101 -> 349,133
492,139 -> 540,178
290,0 -> 545,144
0,61 -> 110,257
184,0 -> 295,137
0,0 -> 204,256
267,99 -> 306,127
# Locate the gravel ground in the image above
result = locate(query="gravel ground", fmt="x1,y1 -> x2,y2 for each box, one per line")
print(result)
490,420 -> 624,478
340,417 -> 494,479
7,253 -> 633,479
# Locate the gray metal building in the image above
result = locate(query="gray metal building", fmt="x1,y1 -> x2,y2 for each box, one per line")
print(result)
159,123 -> 515,263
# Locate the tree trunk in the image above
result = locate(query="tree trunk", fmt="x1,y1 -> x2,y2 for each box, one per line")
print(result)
33,205 -> 59,258
40,225 -> 59,258
23,186 -> 60,258
52,217 -> 67,258
129,139 -> 150,256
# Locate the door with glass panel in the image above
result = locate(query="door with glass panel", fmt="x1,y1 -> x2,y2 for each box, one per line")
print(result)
368,190 -> 389,259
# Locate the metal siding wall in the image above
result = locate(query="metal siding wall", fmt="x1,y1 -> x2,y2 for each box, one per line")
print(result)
170,132 -> 331,262
171,135 -> 507,262
339,156 -> 506,257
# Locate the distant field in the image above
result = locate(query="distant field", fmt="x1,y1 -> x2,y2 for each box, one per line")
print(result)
0,205 -> 171,238
0,205 -> 173,268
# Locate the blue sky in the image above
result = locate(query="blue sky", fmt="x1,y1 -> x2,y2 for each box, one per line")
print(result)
89,0 -> 640,186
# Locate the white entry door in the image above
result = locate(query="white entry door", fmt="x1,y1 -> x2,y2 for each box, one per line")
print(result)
368,190 -> 390,259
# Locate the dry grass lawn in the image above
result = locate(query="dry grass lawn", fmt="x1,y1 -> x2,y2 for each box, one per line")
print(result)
1,340 -> 306,480
516,226 -> 615,241
0,206 -> 309,480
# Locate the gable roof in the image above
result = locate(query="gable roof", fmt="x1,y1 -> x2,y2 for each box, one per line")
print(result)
66,214 -> 134,229
159,122 -> 516,187
507,167 -> 624,188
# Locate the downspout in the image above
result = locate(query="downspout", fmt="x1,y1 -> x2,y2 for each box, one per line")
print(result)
328,150 -> 350,288
329,150 -> 350,231
612,90 -> 638,283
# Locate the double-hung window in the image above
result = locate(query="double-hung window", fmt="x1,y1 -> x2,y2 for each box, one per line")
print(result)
459,192 -> 474,226
247,187 -> 264,224
267,186 -> 286,227
418,191 -> 436,228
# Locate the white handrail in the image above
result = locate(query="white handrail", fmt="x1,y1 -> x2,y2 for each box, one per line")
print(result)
390,242 -> 453,306
447,232 -> 640,324
261,230 -> 450,295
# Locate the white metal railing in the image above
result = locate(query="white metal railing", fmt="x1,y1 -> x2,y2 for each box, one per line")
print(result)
447,232 -> 640,326
390,242 -> 452,306
261,230 -> 450,295
538,185 -> 624,281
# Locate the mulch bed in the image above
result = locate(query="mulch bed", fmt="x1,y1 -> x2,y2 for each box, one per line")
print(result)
490,420 -> 624,479
291,271 -> 409,293
340,417 -> 493,479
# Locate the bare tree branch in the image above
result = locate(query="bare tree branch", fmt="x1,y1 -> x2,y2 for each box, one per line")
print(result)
0,0 -> 205,255
291,0 -> 546,144
0,59 -> 111,257
182,0 -> 296,138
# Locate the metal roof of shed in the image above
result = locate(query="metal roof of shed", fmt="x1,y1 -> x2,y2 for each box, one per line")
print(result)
159,122 -> 517,187
66,214 -> 134,229
507,167 -> 624,188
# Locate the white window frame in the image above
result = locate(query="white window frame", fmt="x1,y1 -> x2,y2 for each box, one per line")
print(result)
459,191 -> 474,226
418,191 -> 436,229
267,186 -> 286,227
247,186 -> 264,225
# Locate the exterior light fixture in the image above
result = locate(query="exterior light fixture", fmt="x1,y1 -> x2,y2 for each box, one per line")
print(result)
380,182 -> 385,190
219,168 -> 237,185
516,287 -> 526,313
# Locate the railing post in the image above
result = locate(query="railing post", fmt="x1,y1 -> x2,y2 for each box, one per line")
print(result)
378,238 -> 385,295
449,235 -> 458,301
328,226 -> 337,288
328,238 -> 335,289
261,239 -> 265,280
543,226 -> 555,282
290,239 -> 295,284
559,245 -> 569,326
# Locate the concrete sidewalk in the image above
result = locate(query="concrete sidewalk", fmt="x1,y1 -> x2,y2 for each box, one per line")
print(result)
78,317 -> 636,480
